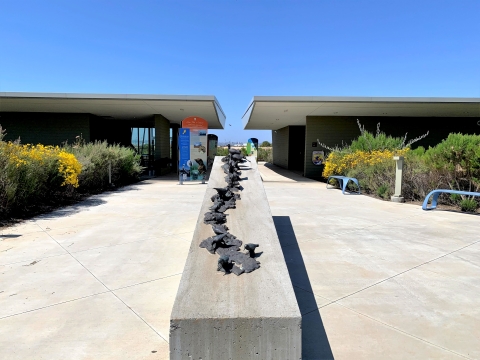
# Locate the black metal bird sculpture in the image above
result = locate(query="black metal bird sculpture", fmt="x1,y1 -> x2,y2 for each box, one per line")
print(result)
217,255 -> 231,274
244,243 -> 259,258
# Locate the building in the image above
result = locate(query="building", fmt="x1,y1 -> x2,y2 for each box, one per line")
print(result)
0,92 -> 226,172
242,96 -> 480,180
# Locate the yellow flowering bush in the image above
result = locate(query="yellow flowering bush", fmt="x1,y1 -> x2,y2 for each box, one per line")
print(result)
322,148 -> 410,178
0,129 -> 82,217
57,150 -> 82,187
1,143 -> 82,187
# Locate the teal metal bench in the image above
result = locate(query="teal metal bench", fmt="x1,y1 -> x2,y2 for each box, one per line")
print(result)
326,176 -> 361,195
422,189 -> 480,210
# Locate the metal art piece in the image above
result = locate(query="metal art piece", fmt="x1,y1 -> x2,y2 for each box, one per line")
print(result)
217,255 -> 232,274
212,224 -> 229,234
199,146 -> 261,276
244,243 -> 259,258
204,212 -> 227,225
199,233 -> 227,254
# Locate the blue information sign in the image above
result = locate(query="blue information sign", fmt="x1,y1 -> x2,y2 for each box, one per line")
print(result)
178,128 -> 190,179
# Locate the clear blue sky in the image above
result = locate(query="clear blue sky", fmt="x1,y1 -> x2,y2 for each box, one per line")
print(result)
1,1 -> 479,143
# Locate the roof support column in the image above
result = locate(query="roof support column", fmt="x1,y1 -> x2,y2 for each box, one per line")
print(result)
272,127 -> 289,169
154,114 -> 171,174
170,123 -> 180,172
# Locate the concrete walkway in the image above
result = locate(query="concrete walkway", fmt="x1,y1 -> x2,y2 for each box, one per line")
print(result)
1,164 -> 479,359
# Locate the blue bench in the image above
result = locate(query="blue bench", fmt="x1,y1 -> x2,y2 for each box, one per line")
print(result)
422,189 -> 480,210
326,176 -> 361,195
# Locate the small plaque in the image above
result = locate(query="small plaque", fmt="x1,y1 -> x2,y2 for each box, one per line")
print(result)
312,151 -> 324,165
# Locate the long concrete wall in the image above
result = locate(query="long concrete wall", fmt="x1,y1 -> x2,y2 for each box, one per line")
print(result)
272,126 -> 289,169
170,157 -> 301,360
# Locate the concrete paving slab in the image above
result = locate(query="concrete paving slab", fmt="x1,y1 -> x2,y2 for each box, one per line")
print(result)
0,254 -> 107,318
73,235 -> 189,290
173,231 -> 194,242
114,274 -> 182,341
448,241 -> 480,267
282,238 -> 396,300
44,211 -> 198,254
0,230 -> 67,265
276,212 -> 381,241
381,215 -> 480,243
304,304 -> 465,360
45,224 -> 150,254
337,264 -> 480,359
363,222 -> 479,253
1,220 -> 42,235
309,226 -> 470,275
0,292 -> 169,360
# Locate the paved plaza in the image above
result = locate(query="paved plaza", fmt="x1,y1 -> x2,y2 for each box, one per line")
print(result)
1,163 -> 479,359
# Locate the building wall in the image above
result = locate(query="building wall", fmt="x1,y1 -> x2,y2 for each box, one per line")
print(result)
304,115 -> 480,180
0,112 -> 90,145
305,117 -> 359,180
351,116 -> 479,149
89,115 -> 132,146
272,126 -> 289,169
154,114 -> 171,160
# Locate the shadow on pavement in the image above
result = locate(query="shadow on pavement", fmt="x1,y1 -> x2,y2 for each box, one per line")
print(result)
34,196 -> 107,219
273,216 -> 334,360
263,163 -> 316,183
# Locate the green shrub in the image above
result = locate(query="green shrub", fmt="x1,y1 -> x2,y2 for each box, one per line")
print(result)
424,133 -> 480,192
376,184 -> 389,199
65,140 -> 143,192
257,147 -> 272,162
216,147 -> 229,156
260,141 -> 271,147
450,193 -> 462,203
346,160 -> 394,196
460,198 -> 478,212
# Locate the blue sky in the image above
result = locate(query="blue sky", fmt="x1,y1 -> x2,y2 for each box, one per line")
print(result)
1,0 -> 479,143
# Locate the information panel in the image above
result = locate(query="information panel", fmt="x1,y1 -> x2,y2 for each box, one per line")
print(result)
180,116 -> 209,181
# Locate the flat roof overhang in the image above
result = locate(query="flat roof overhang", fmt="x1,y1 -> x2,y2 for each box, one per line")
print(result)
242,96 -> 480,130
0,92 -> 226,129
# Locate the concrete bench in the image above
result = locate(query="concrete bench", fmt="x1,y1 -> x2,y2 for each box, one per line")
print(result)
170,156 -> 301,360
326,175 -> 361,194
422,189 -> 480,210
